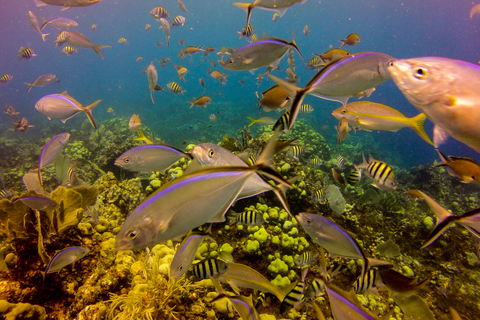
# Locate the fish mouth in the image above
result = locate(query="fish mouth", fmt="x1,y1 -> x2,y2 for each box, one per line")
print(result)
115,237 -> 134,251
192,146 -> 207,165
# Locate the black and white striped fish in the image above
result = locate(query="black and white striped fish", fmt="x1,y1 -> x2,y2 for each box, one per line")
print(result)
353,268 -> 378,293
238,24 -> 254,39
234,210 -> 265,226
355,152 -> 397,190
307,156 -> 322,168
171,16 -> 186,27
287,145 -> 306,159
273,110 -> 290,132
191,258 -> 228,280
299,104 -> 314,114
312,189 -> 327,204
280,280 -> 305,314
0,74 -> 13,83
346,169 -> 362,185
304,278 -> 325,299
18,47 -> 36,60
295,252 -> 319,267
337,155 -> 345,170
167,81 -> 186,95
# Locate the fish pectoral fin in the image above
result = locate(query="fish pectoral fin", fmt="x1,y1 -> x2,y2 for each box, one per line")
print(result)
243,58 -> 255,64
433,125 -> 449,148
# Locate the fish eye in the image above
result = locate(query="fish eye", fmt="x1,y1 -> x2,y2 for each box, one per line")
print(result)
208,150 -> 214,157
228,58 -> 234,64
306,219 -> 312,224
124,157 -> 130,163
128,231 -> 137,239
414,67 -> 429,79
341,109 -> 346,113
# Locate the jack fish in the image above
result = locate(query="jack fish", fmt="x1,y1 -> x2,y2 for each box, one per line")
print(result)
35,91 -> 101,129
388,57 -> 480,153
270,52 -> 395,130
62,31 -> 110,59
233,0 -> 307,26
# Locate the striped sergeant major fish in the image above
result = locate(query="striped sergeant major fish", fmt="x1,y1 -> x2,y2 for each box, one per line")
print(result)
287,145 -> 307,160
353,268 -> 378,293
312,189 -> 327,204
355,152 -> 397,190
273,110 -> 290,133
167,81 -> 186,95
233,210 -> 265,226
280,280 -> 305,314
295,251 -> 319,267
18,47 -> 37,60
346,168 -> 362,185
192,258 -> 228,280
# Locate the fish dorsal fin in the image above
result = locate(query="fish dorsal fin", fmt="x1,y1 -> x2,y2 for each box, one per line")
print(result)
368,154 -> 375,163
259,32 -> 269,40
448,156 -> 479,164
59,90 -> 70,97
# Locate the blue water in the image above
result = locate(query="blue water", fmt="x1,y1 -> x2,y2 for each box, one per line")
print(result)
1,0 -> 479,169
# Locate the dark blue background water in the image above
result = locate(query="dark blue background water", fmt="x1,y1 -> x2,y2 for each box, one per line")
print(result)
1,0 -> 479,169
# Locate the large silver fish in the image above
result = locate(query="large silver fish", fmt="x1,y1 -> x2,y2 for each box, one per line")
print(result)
28,11 -> 48,41
270,52 -> 395,130
116,130 -> 290,250
296,212 -> 390,292
62,31 -> 110,59
387,57 -> 480,153
38,132 -> 70,186
233,0 -> 307,26
35,91 -> 101,129
114,144 -> 191,173
34,0 -> 101,8
24,73 -> 56,93
223,34 -> 302,72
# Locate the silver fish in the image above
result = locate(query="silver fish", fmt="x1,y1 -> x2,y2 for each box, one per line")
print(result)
38,132 -> 70,186
223,34 -> 302,72
35,91 -> 101,129
233,0 -> 307,26
62,31 -> 110,59
116,130 -> 290,250
178,0 -> 189,12
24,73 -> 56,93
160,18 -> 171,48
170,229 -> 212,280
28,11 -> 48,41
34,0 -> 101,8
45,246 -> 89,274
387,57 -> 480,153
296,212 -> 389,293
270,52 -> 395,130
15,196 -> 59,211
187,143 -> 278,201
146,62 -> 162,104
41,17 -> 79,30
114,144 -> 191,173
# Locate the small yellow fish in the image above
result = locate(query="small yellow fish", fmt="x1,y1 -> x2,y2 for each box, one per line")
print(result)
136,56 -> 143,62
189,96 -> 211,109
129,114 -> 141,132
434,149 -> 480,184
167,81 -> 185,94
335,117 -> 350,145
145,23 -> 151,31
339,33 -> 360,48
107,107 -> 115,115
91,24 -> 97,31
118,37 -> 128,44
303,24 -> 310,36
209,114 -> 217,123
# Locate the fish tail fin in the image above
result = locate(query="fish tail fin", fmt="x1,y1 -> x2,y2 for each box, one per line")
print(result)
290,29 -> 304,61
92,45 -> 111,60
83,99 -> 101,129
37,168 -> 43,187
404,190 -> 455,248
150,90 -> 155,104
339,40 -> 346,48
24,82 -> 33,93
268,74 -> 305,130
410,113 -> 434,145
41,32 -> 49,42
247,117 -> 258,126
355,151 -> 369,170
